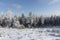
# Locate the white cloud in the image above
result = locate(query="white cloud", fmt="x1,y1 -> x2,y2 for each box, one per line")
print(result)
12,4 -> 22,10
49,0 -> 60,5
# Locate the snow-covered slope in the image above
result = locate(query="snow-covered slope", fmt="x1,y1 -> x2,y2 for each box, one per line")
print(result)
0,28 -> 60,40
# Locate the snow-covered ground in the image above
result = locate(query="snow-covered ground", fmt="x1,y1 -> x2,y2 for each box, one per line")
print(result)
0,28 -> 60,40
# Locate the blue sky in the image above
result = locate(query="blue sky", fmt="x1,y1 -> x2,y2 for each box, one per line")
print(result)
0,0 -> 60,16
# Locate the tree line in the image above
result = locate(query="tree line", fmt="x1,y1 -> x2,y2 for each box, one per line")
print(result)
0,11 -> 60,28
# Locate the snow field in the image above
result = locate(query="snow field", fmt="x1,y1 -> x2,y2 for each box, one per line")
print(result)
0,28 -> 59,40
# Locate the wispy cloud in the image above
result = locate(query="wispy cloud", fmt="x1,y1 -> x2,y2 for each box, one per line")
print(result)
49,0 -> 60,5
38,0 -> 60,5
12,4 -> 22,10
